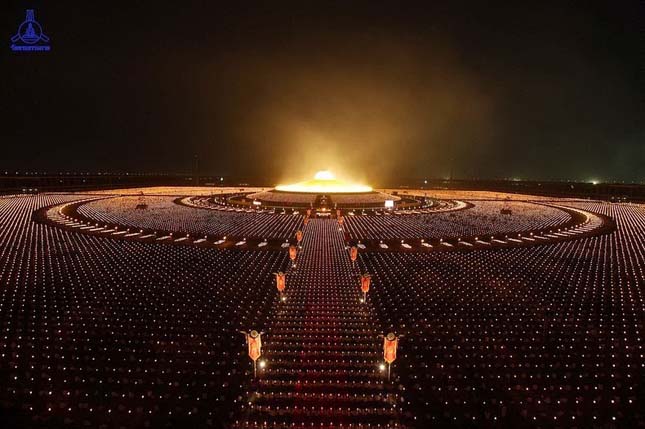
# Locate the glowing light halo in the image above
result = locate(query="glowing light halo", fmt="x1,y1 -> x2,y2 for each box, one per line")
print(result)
275,170 -> 373,194
314,170 -> 335,180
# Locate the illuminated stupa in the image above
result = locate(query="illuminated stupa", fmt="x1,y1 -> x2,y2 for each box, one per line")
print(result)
246,171 -> 400,209
275,171 -> 373,194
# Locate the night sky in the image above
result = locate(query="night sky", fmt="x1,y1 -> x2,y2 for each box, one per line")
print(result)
1,1 -> 642,184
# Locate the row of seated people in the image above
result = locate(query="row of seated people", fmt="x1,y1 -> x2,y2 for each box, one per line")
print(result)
0,194 -> 291,428
356,201 -> 644,428
345,200 -> 572,240
327,192 -> 400,205
187,196 -> 303,215
381,189 -> 567,202
203,192 -> 398,209
76,196 -> 302,240
83,187 -> 264,196
244,191 -> 316,205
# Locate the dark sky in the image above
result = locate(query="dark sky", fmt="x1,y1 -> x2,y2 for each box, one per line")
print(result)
1,1 -> 643,184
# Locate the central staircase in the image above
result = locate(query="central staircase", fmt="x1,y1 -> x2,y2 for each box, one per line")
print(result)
233,219 -> 404,428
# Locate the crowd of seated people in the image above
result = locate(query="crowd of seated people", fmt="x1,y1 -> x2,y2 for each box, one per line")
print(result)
77,196 -> 302,240
345,201 -> 572,241
0,193 -> 641,428
0,194 -> 291,428
357,201 -> 644,428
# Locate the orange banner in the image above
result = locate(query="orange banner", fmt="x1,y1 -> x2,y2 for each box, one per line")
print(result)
246,331 -> 262,361
275,272 -> 286,292
361,274 -> 371,293
384,334 -> 398,364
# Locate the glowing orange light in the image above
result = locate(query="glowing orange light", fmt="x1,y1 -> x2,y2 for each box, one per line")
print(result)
275,171 -> 372,194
